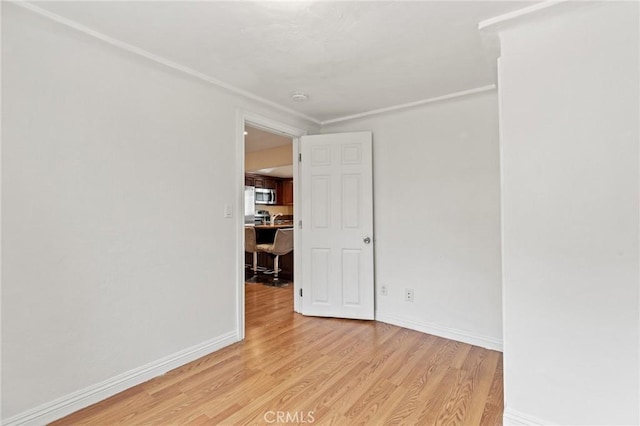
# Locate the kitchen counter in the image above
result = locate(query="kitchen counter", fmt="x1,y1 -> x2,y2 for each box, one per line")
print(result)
251,223 -> 294,229
245,223 -> 294,280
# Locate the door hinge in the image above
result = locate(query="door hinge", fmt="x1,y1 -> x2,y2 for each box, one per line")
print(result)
299,220 -> 302,229
299,288 -> 303,297
299,153 -> 302,162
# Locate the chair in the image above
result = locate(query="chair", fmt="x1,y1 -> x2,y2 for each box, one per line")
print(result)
257,228 -> 294,285
244,227 -> 260,281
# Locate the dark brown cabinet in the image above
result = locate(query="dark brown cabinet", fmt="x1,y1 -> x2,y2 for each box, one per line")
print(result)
281,179 -> 294,205
246,174 -> 277,190
245,174 -> 293,206
253,176 -> 264,188
264,178 -> 278,190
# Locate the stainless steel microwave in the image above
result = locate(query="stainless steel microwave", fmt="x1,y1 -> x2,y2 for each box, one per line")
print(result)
255,188 -> 276,205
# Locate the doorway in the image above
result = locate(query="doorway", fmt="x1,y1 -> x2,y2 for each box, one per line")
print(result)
244,125 -> 294,282
236,111 -> 306,340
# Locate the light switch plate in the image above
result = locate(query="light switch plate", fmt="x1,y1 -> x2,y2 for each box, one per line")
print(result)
224,203 -> 233,218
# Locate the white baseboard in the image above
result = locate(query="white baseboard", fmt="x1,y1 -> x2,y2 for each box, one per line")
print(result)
375,312 -> 503,351
2,331 -> 238,426
503,407 -> 552,425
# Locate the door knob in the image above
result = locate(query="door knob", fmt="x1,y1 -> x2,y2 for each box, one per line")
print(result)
363,237 -> 371,244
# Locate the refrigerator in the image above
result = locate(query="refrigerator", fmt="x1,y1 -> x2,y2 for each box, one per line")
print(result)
244,186 -> 255,225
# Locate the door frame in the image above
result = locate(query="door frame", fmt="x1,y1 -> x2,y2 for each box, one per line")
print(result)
235,110 -> 306,340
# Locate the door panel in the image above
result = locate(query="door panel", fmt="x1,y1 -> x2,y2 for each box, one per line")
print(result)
311,176 -> 331,228
342,249 -> 362,306
311,248 -> 331,304
342,175 -> 361,228
300,131 -> 374,320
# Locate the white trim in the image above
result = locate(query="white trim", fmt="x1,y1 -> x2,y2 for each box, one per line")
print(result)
478,1 -> 568,30
478,0 -> 596,34
236,111 -> 306,339
243,113 -> 307,140
375,313 -> 503,352
235,109 -> 247,342
11,0 -> 542,130
2,331 -> 238,426
321,85 -> 496,125
497,53 -> 510,398
10,1 -> 320,126
503,407 -> 553,426
0,0 -> 4,419
292,137 -> 302,313
11,1 -> 505,129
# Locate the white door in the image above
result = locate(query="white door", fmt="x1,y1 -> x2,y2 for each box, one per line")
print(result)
300,131 -> 374,320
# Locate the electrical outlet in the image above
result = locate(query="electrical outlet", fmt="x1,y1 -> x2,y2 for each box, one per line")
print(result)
380,285 -> 388,296
405,288 -> 414,302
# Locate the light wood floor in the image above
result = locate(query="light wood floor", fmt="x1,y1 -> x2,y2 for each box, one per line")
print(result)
53,283 -> 503,425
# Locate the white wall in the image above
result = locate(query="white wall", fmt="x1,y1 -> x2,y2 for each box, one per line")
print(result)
1,4 -> 316,421
498,3 -> 639,424
323,91 -> 503,350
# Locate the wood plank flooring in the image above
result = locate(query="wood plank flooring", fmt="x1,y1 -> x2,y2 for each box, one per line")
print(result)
52,283 -> 503,425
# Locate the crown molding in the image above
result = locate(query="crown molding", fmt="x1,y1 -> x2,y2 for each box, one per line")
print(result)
12,1 -> 503,129
478,0 -> 569,31
11,1 -> 322,125
478,0 -> 598,33
321,85 -> 497,125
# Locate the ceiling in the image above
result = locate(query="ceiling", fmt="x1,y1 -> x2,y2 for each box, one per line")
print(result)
249,165 -> 295,179
245,125 -> 293,177
245,125 -> 292,153
30,1 -> 535,123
